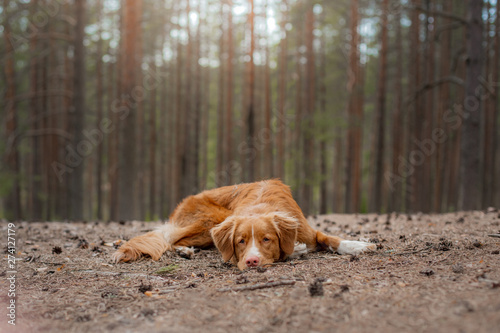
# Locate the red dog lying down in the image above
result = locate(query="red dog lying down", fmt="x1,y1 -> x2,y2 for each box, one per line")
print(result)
113,180 -> 376,270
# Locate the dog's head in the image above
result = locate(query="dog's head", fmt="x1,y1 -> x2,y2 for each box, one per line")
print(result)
210,213 -> 299,270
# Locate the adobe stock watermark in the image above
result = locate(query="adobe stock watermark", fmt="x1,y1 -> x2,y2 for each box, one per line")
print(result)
51,66 -> 162,182
5,0 -> 67,53
385,74 -> 499,192
5,223 -> 17,326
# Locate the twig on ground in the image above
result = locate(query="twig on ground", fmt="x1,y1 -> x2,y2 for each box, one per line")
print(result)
264,261 -> 304,267
380,246 -> 433,257
74,270 -> 167,281
39,261 -> 65,265
487,234 -> 500,238
430,253 -> 453,266
218,280 -> 296,292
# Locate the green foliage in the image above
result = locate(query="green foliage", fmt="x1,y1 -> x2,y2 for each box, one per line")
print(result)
155,264 -> 179,275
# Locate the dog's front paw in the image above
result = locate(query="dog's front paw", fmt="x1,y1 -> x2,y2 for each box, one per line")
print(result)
175,246 -> 195,259
337,240 -> 376,255
112,245 -> 141,263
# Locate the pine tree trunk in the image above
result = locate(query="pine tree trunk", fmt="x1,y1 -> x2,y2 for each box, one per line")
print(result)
459,0 -> 483,210
390,7 -> 403,212
181,0 -> 194,198
345,0 -> 362,213
435,0 -> 452,212
294,22 -> 303,204
492,1 -> 500,205
172,4 -> 184,209
3,0 -> 21,220
149,61 -> 157,218
193,0 -> 202,192
95,0 -> 104,219
199,0 -> 210,190
70,0 -> 86,220
372,0 -> 388,213
275,0 -> 288,181
482,1 -> 498,207
422,0 -> 435,213
117,0 -> 142,220
216,3 -> 225,187
246,0 -> 256,182
158,8 -> 168,218
407,0 -> 421,212
301,6 -> 315,215
263,0 -> 273,180
319,20 -> 328,215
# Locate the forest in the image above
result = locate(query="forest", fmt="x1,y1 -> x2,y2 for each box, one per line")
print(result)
1,0 -> 499,221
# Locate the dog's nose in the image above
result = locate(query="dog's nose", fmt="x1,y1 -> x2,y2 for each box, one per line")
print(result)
245,256 -> 260,267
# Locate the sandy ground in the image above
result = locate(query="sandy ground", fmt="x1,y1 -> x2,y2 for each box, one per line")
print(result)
1,210 -> 500,333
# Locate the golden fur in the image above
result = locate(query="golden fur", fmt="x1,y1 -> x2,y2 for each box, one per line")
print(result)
113,179 -> 375,269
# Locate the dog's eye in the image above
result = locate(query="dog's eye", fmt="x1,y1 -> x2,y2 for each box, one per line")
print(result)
239,239 -> 245,244
263,237 -> 270,242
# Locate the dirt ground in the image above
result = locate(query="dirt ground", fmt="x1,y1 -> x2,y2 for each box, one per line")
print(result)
2,210 -> 500,333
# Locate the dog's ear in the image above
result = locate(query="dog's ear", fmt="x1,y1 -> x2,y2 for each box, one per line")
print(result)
272,213 -> 299,257
210,217 -> 236,262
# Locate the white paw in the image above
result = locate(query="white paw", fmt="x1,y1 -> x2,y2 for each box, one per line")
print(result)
176,246 -> 195,259
112,251 -> 124,263
289,243 -> 308,259
337,240 -> 376,255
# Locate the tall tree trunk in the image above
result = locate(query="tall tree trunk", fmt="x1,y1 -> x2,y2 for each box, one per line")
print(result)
345,0 -> 362,213
108,59 -> 118,221
158,6 -> 168,218
224,2 -> 234,185
246,0 -> 256,182
107,8 -> 121,221
422,0 -> 435,212
275,0 -> 288,180
118,0 -> 142,220
40,19 -> 48,220
193,0 -> 202,192
216,3 -> 225,187
482,1 -> 498,207
493,1 -> 500,205
459,0 -> 483,210
29,0 -> 42,220
3,0 -> 21,220
95,0 -> 104,219
47,15 -> 58,220
172,3 -> 184,210
319,18 -> 327,215
407,0 -> 421,212
149,61 -> 157,219
435,0 -> 452,212
70,0 -> 86,220
390,6 -> 404,212
372,0 -> 388,213
200,41 -> 210,190
181,0 -> 194,198
301,5 -> 315,215
447,10 -> 466,211
135,3 -> 145,220
199,0 -> 209,190
294,21 -> 303,203
263,0 -> 273,180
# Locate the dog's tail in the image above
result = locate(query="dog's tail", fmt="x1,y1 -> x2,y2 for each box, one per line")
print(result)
112,223 -> 185,262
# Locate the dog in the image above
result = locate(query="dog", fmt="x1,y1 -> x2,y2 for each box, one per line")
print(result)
113,179 -> 376,270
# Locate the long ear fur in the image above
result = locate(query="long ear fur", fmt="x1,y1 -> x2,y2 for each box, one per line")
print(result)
210,217 -> 236,262
272,213 -> 299,257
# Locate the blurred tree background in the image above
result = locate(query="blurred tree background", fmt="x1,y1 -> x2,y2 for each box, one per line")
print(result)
1,0 -> 499,221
